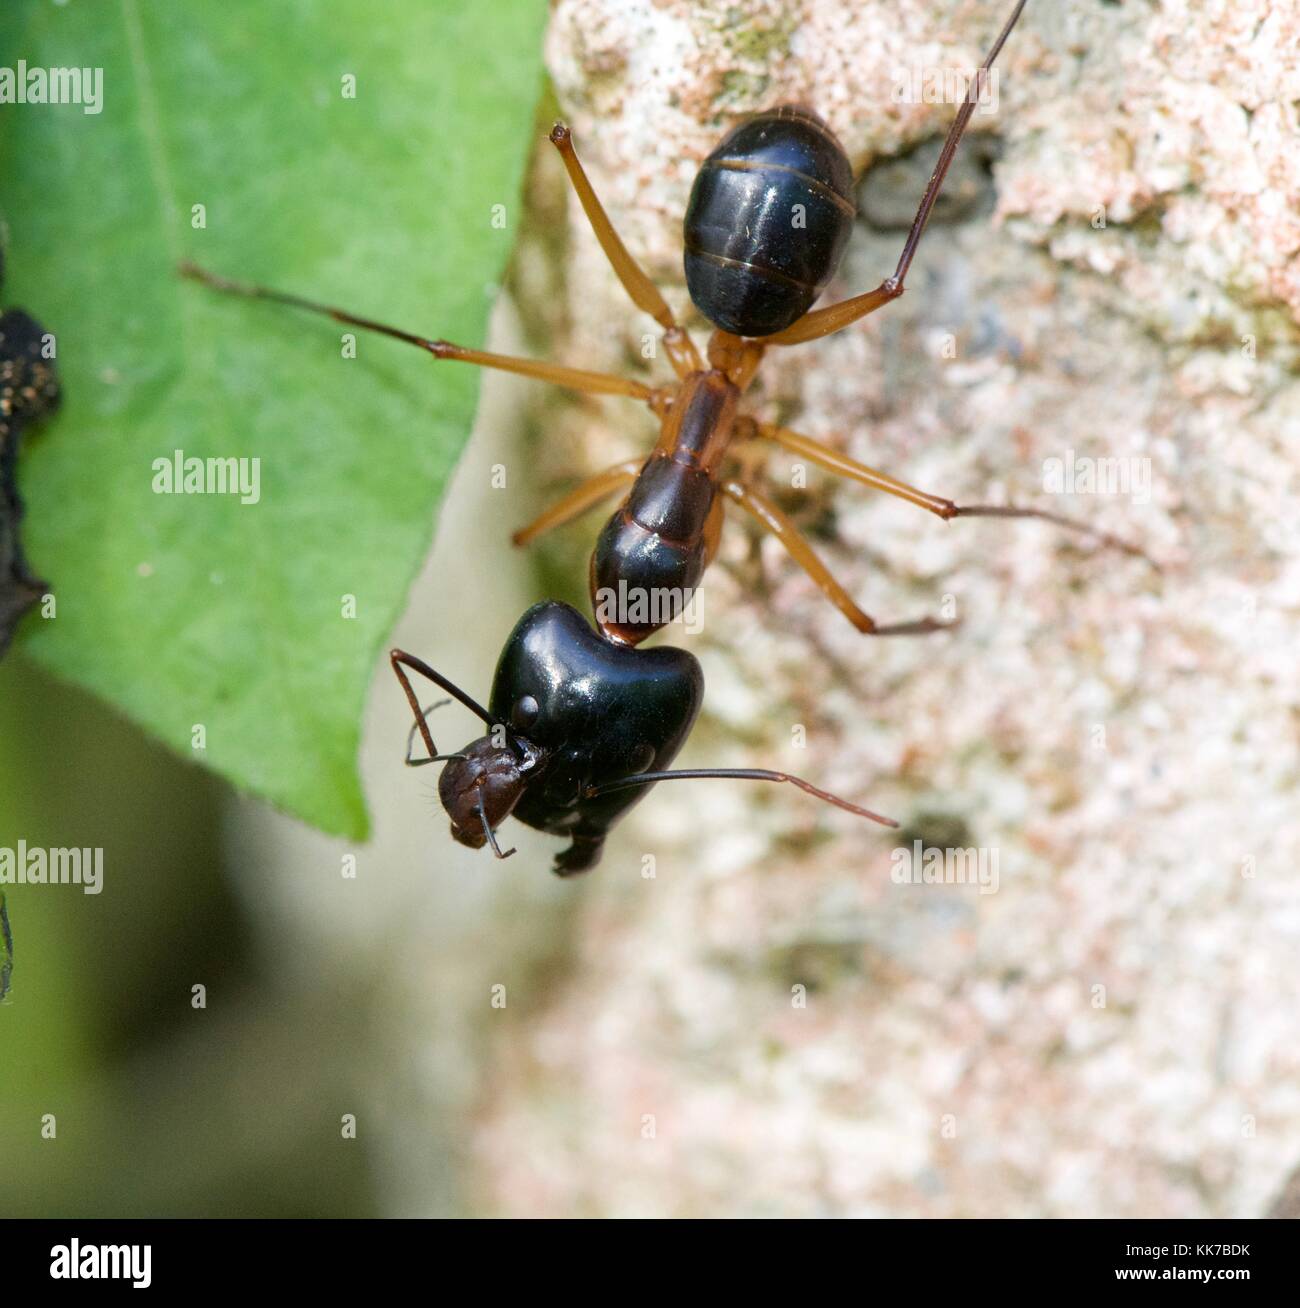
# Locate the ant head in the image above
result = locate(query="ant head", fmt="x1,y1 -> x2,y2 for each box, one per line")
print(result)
437,731 -> 538,852
393,648 -> 548,860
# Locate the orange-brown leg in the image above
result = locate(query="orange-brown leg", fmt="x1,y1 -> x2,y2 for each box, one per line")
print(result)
512,459 -> 641,548
756,421 -> 1151,562
721,479 -> 954,637
763,0 -> 1028,347
549,124 -> 702,378
179,261 -> 656,403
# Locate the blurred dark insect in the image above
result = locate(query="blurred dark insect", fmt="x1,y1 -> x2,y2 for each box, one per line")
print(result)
0,892 -> 13,1000
0,248 -> 63,658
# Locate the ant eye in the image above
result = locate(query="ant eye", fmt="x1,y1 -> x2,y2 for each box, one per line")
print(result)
511,694 -> 540,730
628,742 -> 656,775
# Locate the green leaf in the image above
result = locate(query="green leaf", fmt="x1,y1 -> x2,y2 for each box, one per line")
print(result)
0,0 -> 548,836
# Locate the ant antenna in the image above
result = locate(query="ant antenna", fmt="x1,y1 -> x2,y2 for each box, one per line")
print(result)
584,768 -> 898,828
406,744 -> 469,770
178,260 -> 654,402
390,648 -> 500,761
404,700 -> 451,764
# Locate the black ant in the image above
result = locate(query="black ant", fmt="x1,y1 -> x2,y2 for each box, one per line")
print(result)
0,249 -> 62,659
183,1 -> 1141,651
180,1 -> 1141,869
388,601 -> 894,874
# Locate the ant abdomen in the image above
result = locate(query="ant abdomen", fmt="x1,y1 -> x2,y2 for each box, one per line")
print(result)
683,105 -> 855,337
589,498 -> 710,645
589,442 -> 726,644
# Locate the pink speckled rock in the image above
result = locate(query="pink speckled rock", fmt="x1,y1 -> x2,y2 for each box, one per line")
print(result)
468,0 -> 1300,1217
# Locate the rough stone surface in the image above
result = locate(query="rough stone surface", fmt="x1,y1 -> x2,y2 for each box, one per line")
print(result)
462,0 -> 1300,1218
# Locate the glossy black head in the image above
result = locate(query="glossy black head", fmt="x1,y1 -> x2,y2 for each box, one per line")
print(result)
486,600 -> 703,873
683,105 -> 855,337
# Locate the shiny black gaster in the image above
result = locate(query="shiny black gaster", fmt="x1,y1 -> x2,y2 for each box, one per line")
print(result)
683,106 -> 855,336
489,601 -> 703,873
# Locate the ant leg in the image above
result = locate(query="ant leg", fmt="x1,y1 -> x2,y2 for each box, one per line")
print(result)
756,421 -> 1152,562
721,480 -> 954,637
553,832 -> 605,876
764,0 -> 1028,347
549,124 -> 703,378
584,769 -> 897,828
511,458 -> 641,547
179,261 -> 655,403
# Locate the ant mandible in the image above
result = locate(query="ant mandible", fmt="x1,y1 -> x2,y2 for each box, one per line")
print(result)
182,0 -> 1141,649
